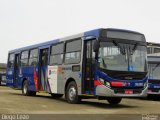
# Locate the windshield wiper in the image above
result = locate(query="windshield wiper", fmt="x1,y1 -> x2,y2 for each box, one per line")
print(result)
102,58 -> 107,68
130,43 -> 138,55
113,40 -> 126,55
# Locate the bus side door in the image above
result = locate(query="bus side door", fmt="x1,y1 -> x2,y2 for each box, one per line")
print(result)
13,54 -> 20,88
38,48 -> 49,91
82,40 -> 95,94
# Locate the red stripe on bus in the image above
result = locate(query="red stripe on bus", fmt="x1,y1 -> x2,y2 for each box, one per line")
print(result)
33,69 -> 38,91
94,80 -> 103,86
110,82 -> 124,87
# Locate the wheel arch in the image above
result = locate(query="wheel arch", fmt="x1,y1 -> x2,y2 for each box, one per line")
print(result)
21,77 -> 28,89
65,77 -> 76,93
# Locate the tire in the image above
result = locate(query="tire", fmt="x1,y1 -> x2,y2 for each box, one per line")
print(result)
22,80 -> 36,96
51,93 -> 63,98
107,97 -> 122,105
30,91 -> 36,96
65,81 -> 81,104
147,94 -> 153,100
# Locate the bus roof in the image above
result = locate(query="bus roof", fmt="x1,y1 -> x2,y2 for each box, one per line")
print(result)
147,42 -> 160,47
147,55 -> 160,63
9,28 -> 144,53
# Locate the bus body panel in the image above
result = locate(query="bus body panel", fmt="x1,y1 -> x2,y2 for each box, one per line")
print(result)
61,65 -> 82,95
147,55 -> 160,95
94,69 -> 148,97
148,80 -> 160,95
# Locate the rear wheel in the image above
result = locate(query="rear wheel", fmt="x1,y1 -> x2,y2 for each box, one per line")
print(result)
22,80 -> 36,96
65,81 -> 81,104
51,93 -> 63,98
107,97 -> 122,105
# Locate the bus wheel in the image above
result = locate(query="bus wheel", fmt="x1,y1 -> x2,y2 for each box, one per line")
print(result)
22,80 -> 36,96
51,93 -> 63,98
22,80 -> 29,96
107,97 -> 122,105
30,91 -> 36,96
65,81 -> 81,104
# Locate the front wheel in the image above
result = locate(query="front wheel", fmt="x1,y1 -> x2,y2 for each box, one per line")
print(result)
65,81 -> 81,104
107,97 -> 122,105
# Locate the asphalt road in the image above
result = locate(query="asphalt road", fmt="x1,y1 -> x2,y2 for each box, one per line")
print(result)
0,86 -> 160,120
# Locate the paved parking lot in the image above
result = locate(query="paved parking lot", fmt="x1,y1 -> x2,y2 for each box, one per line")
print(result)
0,86 -> 160,119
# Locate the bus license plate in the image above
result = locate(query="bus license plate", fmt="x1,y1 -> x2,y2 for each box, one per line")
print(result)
125,90 -> 133,94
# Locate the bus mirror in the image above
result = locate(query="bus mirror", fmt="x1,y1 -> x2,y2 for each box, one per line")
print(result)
93,41 -> 100,52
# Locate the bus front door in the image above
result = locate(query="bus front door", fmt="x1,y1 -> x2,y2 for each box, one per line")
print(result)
38,48 -> 49,91
13,54 -> 20,88
82,40 -> 95,95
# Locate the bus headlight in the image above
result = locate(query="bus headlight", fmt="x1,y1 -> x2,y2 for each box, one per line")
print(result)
106,81 -> 111,88
99,78 -> 105,84
99,78 -> 111,88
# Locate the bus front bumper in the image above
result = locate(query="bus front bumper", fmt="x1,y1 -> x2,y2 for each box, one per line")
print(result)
147,89 -> 160,95
95,85 -> 148,97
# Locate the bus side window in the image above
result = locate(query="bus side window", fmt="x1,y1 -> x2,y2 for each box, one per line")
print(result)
50,43 -> 64,65
20,51 -> 29,67
41,49 -> 48,66
64,39 -> 81,64
29,49 -> 38,66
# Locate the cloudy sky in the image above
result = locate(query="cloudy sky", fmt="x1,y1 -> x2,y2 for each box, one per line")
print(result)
0,0 -> 159,63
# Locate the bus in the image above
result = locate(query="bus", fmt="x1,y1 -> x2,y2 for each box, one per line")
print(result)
0,73 -> 6,86
147,55 -> 160,98
147,42 -> 160,54
6,28 -> 148,105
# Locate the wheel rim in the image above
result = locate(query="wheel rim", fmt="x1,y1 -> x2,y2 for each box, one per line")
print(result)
68,86 -> 76,101
23,82 -> 27,94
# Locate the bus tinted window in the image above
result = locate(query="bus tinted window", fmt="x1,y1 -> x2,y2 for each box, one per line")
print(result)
20,51 -> 29,66
154,48 -> 160,53
65,39 -> 81,64
8,53 -> 14,68
51,43 -> 64,54
50,43 -> 64,65
65,52 -> 81,64
147,47 -> 152,54
29,49 -> 38,66
66,39 -> 81,52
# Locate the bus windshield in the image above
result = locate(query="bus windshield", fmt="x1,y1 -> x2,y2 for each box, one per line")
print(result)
98,41 -> 147,72
148,63 -> 160,80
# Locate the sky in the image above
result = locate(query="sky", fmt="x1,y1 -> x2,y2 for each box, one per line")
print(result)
0,0 -> 160,63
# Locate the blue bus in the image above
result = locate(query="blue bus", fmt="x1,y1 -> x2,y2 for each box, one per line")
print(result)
0,73 -> 6,86
6,28 -> 148,105
147,55 -> 160,98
